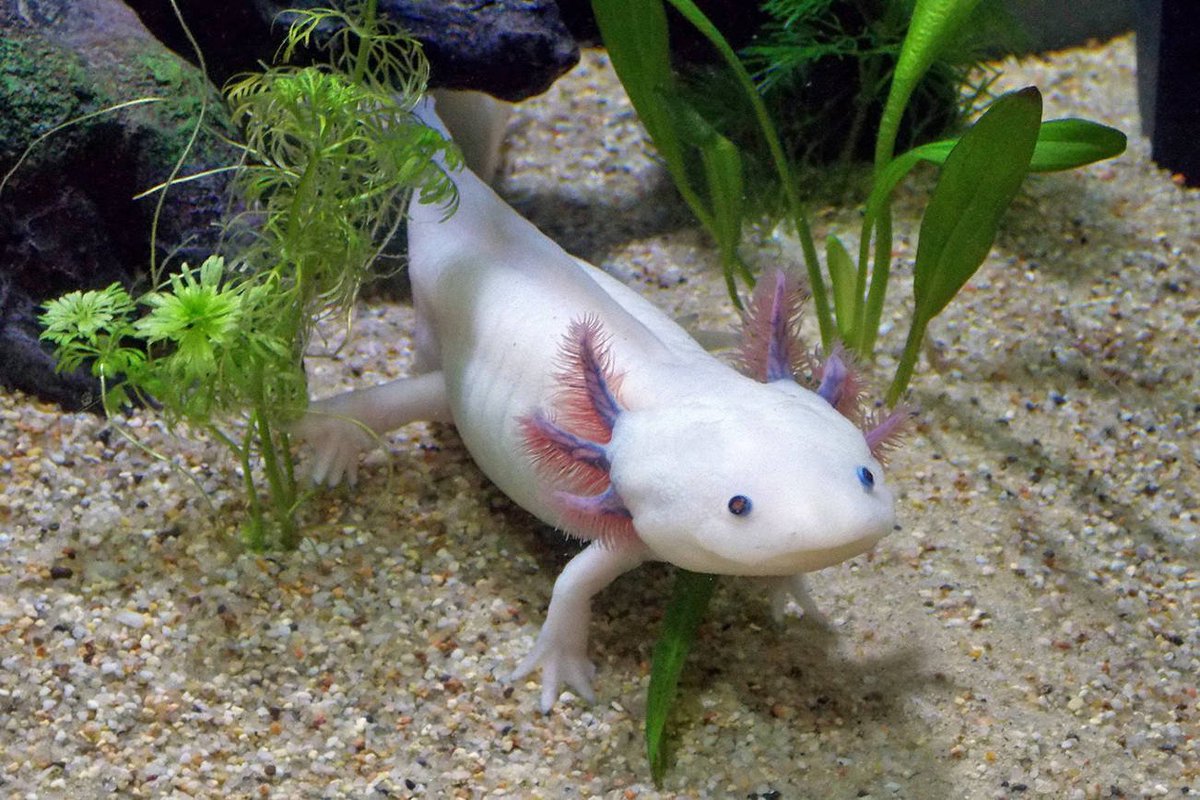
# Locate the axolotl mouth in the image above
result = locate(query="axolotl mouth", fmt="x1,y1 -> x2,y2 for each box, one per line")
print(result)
657,510 -> 895,577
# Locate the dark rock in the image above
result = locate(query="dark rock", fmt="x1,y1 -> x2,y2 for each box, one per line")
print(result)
0,0 -> 239,409
365,0 -> 579,100
129,0 -> 580,102
552,0 -> 601,45
554,0 -> 767,62
121,0 -> 280,89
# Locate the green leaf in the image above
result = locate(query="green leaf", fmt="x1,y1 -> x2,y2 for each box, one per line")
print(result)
593,0 -> 753,298
137,257 -> 246,384
594,0 -> 832,331
887,86 -> 1042,403
912,87 -> 1042,320
703,133 -> 751,294
1027,118 -> 1127,172
700,136 -> 744,246
647,570 -> 718,784
658,92 -> 751,291
39,284 -> 137,347
591,0 -> 692,202
875,0 -> 983,170
869,118 -> 1126,223
858,0 -> 983,362
866,144 -> 952,226
660,0 -> 832,339
826,235 -> 858,342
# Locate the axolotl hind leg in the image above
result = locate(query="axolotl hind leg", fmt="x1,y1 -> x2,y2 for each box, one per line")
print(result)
294,371 -> 452,485
760,574 -> 830,627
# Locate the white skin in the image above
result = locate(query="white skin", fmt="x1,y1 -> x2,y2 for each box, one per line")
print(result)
295,96 -> 896,712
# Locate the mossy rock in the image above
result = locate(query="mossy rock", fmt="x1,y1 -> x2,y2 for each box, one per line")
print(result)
0,35 -> 94,162
0,0 -> 240,408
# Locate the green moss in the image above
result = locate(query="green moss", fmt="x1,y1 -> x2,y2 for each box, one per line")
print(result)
0,36 -> 95,162
135,52 -> 210,123
127,50 -> 235,171
0,30 -> 234,177
139,51 -> 188,87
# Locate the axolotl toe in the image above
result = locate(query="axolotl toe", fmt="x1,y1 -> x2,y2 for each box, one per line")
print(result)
295,94 -> 908,713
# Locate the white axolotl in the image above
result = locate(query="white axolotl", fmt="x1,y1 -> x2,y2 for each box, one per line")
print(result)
296,95 -> 907,712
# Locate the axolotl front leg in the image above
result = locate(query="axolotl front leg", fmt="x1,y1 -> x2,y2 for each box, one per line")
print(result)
513,538 -> 649,712
295,371 -> 452,486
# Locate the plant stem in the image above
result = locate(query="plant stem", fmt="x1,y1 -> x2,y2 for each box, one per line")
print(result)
246,354 -> 301,549
286,158 -> 320,268
352,0 -> 379,86
280,429 -> 296,492
794,210 -> 831,346
149,0 -> 210,284
858,207 -> 893,357
721,253 -> 742,309
852,210 -> 875,353
233,424 -> 267,550
840,55 -> 882,167
664,0 -> 833,345
254,407 -> 298,548
886,315 -> 926,405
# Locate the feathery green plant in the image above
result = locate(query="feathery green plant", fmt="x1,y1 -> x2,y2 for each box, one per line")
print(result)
593,0 -> 1125,782
716,0 -> 998,176
39,283 -> 147,410
40,0 -> 459,549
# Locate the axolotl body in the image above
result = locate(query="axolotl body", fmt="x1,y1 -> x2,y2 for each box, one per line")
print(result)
297,97 -> 906,711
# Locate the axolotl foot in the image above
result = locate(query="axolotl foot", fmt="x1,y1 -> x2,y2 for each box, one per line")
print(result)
291,404 -> 377,486
761,573 -> 830,627
511,619 -> 597,713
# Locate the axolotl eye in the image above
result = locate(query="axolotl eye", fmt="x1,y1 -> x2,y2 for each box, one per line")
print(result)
727,495 -> 753,516
856,466 -> 875,490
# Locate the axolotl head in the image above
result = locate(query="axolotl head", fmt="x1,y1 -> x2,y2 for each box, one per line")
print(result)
607,380 -> 894,575
521,270 -> 908,576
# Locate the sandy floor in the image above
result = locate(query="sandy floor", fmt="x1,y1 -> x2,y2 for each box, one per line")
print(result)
1,34 -> 1197,799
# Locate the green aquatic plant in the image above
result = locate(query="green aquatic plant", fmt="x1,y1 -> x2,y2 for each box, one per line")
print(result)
837,0 -> 1127,402
644,569 -> 717,780
38,283 -> 147,409
592,0 -> 754,301
593,0 -> 1125,781
695,0 -> 1002,180
39,0 -> 459,549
